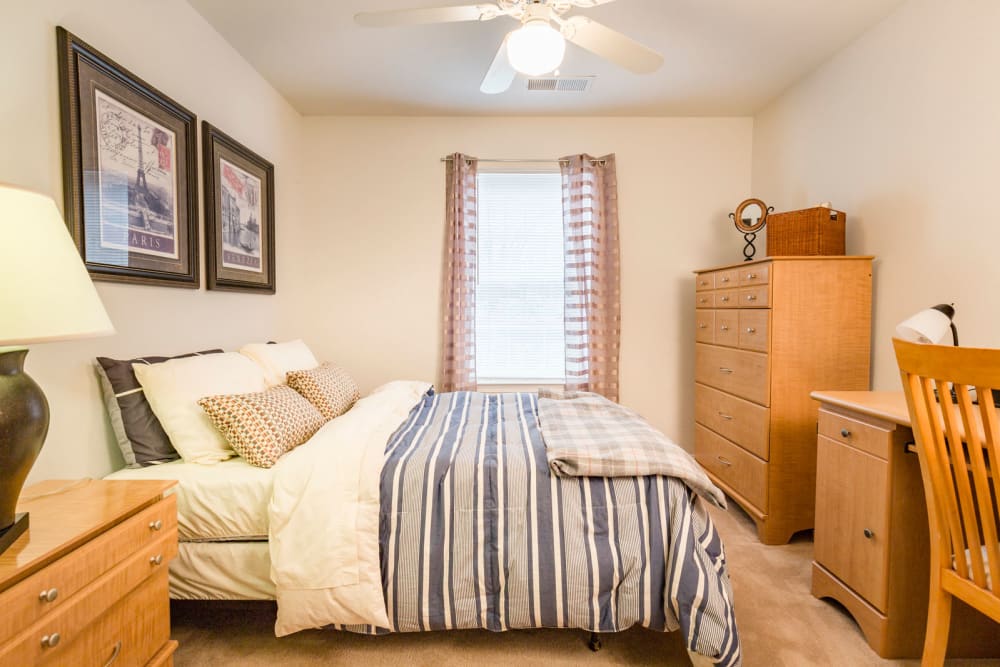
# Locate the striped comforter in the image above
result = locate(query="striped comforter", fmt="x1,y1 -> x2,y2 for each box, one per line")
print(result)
341,391 -> 740,665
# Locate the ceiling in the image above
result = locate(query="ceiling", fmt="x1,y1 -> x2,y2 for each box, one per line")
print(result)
187,0 -> 904,116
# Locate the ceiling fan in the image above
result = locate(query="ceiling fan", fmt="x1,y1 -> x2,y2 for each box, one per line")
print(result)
355,0 -> 664,94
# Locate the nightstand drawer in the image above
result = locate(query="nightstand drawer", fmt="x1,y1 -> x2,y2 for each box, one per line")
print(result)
41,570 -> 170,667
695,384 -> 770,460
738,285 -> 769,308
695,292 -> 714,309
715,269 -> 739,289
695,310 -> 715,343
695,344 -> 770,406
0,494 -> 176,646
695,274 -> 714,291
696,425 -> 767,511
738,310 -> 769,352
818,409 -> 890,460
815,435 -> 889,612
0,531 -> 175,666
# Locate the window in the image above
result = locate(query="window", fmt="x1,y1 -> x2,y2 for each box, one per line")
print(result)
475,170 -> 565,384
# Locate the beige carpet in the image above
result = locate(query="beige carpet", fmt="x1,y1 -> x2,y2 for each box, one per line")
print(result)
171,502 -> 999,666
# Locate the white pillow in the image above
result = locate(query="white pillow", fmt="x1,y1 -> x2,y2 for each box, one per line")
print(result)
240,339 -> 319,387
133,352 -> 267,464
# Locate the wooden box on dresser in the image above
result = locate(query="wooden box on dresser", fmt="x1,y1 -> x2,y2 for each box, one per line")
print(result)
0,479 -> 178,667
693,256 -> 873,545
810,391 -> 1000,659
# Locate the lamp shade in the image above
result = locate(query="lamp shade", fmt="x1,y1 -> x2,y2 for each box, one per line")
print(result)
895,304 -> 955,345
0,184 -> 114,346
507,19 -> 566,76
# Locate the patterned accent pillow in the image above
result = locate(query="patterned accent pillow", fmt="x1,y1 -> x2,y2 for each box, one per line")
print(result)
197,386 -> 327,468
286,363 -> 361,421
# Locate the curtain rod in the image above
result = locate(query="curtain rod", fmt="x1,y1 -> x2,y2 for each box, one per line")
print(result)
439,156 -> 605,165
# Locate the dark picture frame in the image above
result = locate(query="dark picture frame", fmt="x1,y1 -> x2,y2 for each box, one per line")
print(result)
202,122 -> 275,294
56,27 -> 199,288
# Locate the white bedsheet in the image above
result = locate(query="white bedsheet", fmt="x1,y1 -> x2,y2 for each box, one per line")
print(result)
106,457 -> 273,541
269,380 -> 430,636
171,541 -> 274,600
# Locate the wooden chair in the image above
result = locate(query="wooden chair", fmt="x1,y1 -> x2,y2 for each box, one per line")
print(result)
894,338 -> 1000,666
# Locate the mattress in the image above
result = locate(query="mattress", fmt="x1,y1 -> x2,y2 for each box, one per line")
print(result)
105,457 -> 272,541
170,541 -> 274,600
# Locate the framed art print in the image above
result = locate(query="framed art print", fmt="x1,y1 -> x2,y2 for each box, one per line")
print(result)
202,123 -> 275,294
56,27 -> 199,287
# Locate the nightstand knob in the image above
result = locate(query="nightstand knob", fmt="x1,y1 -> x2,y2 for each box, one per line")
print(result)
720,325 -> 729,332
38,588 -> 58,603
698,323 -> 707,329
149,520 -> 163,531
841,428 -> 851,438
863,528 -> 874,539
720,296 -> 730,302
150,554 -> 163,566
41,633 -> 61,648
746,294 -> 757,301
747,273 -> 757,279
721,276 -> 730,283
746,327 -> 756,334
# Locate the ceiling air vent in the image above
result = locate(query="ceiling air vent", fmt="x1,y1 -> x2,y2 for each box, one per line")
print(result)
526,76 -> 594,92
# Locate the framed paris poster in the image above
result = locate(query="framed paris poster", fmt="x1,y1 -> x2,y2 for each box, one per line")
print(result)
202,122 -> 275,294
56,27 -> 199,287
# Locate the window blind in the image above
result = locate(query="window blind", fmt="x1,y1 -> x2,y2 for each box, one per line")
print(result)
475,172 -> 565,383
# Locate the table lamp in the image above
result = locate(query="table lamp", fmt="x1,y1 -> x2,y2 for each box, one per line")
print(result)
894,303 -> 957,345
0,184 -> 114,554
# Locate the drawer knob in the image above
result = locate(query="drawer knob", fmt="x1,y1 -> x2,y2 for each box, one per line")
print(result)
720,325 -> 729,332
721,296 -> 730,302
721,276 -> 730,283
863,528 -> 874,539
698,298 -> 707,303
718,367 -> 733,374
746,294 -> 757,301
38,588 -> 59,603
698,323 -> 707,329
745,327 -> 756,334
700,280 -> 708,286
149,519 -> 163,531
716,456 -> 733,467
150,554 -> 163,566
41,633 -> 61,649
841,428 -> 851,438
718,412 -> 734,421
747,273 -> 757,279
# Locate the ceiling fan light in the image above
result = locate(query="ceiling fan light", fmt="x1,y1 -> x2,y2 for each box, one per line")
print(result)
507,19 -> 566,76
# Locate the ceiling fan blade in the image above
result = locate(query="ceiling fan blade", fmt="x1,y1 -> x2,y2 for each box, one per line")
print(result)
481,35 -> 516,94
561,15 -> 663,74
355,4 -> 501,28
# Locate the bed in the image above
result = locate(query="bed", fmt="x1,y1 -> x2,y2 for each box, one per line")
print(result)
108,385 -> 740,665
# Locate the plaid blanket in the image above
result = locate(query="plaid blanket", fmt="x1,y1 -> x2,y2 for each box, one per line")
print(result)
538,389 -> 726,507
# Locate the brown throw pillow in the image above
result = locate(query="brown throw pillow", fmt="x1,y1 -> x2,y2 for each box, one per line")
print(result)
198,385 -> 326,468
286,363 -> 360,421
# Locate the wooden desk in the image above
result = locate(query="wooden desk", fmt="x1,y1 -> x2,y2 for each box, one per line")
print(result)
810,391 -> 1000,658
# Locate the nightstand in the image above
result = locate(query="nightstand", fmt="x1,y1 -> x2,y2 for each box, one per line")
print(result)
0,479 -> 178,666
810,391 -> 1000,659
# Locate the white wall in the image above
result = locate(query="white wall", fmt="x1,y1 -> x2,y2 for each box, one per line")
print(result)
752,0 -> 1000,389
295,117 -> 753,447
1,0 -> 303,482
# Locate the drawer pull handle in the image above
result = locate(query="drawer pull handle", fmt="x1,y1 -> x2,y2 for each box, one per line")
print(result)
718,367 -> 733,374
720,296 -> 730,302
720,325 -> 729,331
103,640 -> 123,667
39,588 -> 58,603
840,428 -> 851,438
698,323 -> 707,329
747,273 -> 757,279
718,412 -> 734,420
150,554 -> 163,566
863,528 -> 874,539
698,298 -> 707,303
746,294 -> 757,301
41,633 -> 61,649
716,456 -> 733,467
721,276 -> 730,283
149,519 -> 163,531
745,327 -> 756,334
699,280 -> 708,286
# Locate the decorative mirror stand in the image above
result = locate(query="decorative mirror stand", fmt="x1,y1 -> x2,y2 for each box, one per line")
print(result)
729,198 -> 774,261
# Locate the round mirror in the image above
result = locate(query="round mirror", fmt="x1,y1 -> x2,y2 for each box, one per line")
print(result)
731,198 -> 770,233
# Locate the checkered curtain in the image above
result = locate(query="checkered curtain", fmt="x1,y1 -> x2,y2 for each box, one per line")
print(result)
441,153 -> 478,392
560,154 -> 621,402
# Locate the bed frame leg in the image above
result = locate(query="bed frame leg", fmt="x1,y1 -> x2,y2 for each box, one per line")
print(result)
588,631 -> 602,652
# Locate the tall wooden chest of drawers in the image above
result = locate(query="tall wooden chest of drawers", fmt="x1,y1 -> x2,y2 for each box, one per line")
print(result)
0,479 -> 178,666
693,257 -> 873,544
